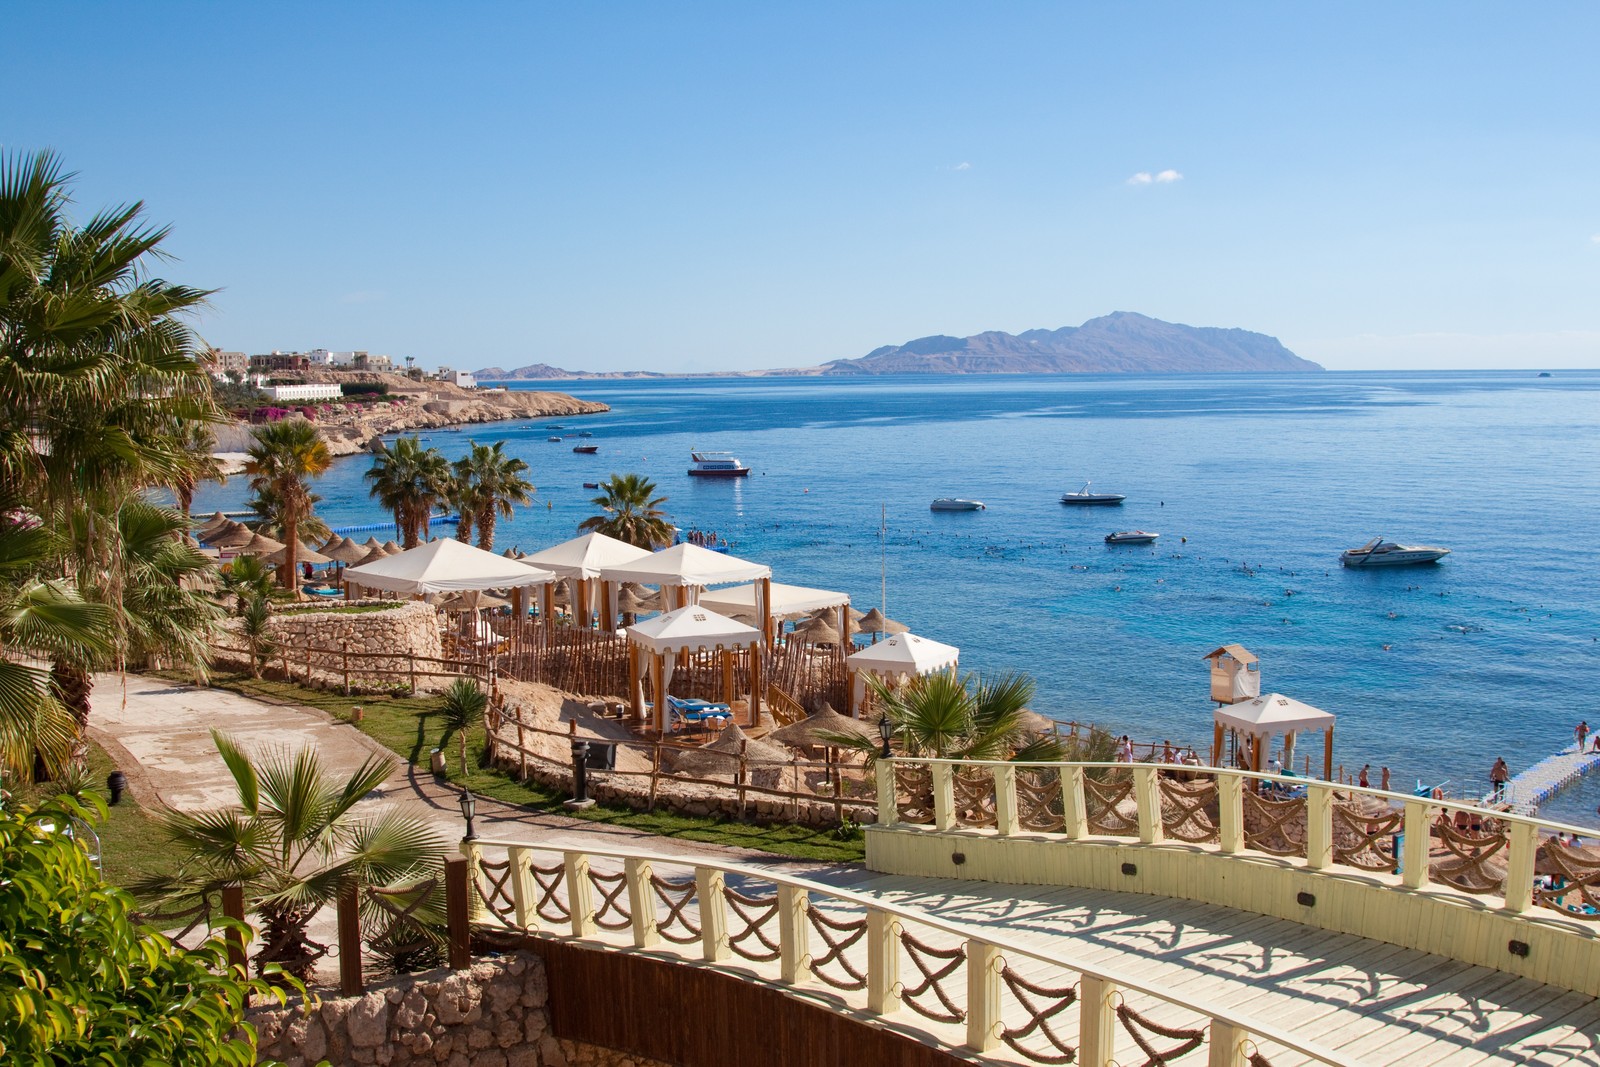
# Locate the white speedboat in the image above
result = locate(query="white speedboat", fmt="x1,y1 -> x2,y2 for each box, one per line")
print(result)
1340,538 -> 1450,567
1105,530 -> 1158,545
688,451 -> 750,477
930,498 -> 986,511
1060,481 -> 1126,505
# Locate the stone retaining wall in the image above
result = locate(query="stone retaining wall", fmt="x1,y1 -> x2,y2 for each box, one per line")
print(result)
217,601 -> 448,693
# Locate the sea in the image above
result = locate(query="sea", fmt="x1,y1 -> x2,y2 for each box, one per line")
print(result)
192,370 -> 1600,827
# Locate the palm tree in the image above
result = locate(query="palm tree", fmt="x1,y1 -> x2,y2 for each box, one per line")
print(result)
446,455 -> 477,546
364,436 -> 450,548
244,421 -> 331,588
218,555 -> 275,614
824,670 -> 1065,764
458,441 -> 533,552
236,595 -> 274,679
438,678 -> 489,776
170,419 -> 226,525
148,731 -> 446,980
578,473 -> 673,549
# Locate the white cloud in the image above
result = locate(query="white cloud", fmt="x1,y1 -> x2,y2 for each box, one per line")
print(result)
1155,169 -> 1183,183
954,161 -> 971,171
1126,172 -> 1153,185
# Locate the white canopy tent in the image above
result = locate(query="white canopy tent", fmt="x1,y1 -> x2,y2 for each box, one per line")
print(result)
845,632 -> 960,717
624,606 -> 765,733
522,532 -> 651,629
343,537 -> 556,597
600,543 -> 777,644
1210,692 -> 1335,779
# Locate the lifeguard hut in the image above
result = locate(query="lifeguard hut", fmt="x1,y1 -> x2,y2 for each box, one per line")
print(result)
1204,644 -> 1260,705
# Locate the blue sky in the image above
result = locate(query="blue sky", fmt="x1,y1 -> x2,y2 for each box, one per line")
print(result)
5,3 -> 1598,372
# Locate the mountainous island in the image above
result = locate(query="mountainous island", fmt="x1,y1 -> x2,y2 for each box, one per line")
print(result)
477,313 -> 1323,379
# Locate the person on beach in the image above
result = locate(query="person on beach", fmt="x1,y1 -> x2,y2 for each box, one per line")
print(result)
1358,765 -> 1370,789
1490,757 -> 1510,800
1381,766 -> 1391,792
1578,721 -> 1590,752
1118,735 -> 1133,763
1162,740 -> 1175,764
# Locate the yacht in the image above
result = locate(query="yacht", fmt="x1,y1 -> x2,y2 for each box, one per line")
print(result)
573,444 -> 599,454
930,498 -> 986,511
547,436 -> 563,443
1340,538 -> 1451,567
688,451 -> 750,477
1105,530 -> 1158,545
1060,481 -> 1126,505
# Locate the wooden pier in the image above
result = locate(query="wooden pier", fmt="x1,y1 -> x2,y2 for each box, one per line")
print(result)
1493,743 -> 1600,815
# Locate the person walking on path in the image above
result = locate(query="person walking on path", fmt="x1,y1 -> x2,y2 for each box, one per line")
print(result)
1358,765 -> 1370,789
1490,757 -> 1510,801
1578,721 -> 1590,753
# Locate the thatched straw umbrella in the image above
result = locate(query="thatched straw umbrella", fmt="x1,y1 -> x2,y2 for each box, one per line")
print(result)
236,531 -> 287,557
615,587 -> 654,616
360,536 -> 384,552
194,511 -> 232,538
206,522 -> 255,549
857,608 -> 908,636
440,590 -> 510,612
768,703 -> 874,749
323,537 -> 368,565
381,540 -> 403,555
790,616 -> 841,647
670,723 -> 789,779
263,542 -> 332,568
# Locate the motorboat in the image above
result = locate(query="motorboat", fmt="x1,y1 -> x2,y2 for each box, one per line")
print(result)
583,482 -> 601,489
688,451 -> 750,477
1060,481 -> 1126,505
547,436 -> 563,442
930,498 -> 986,511
577,430 -> 594,437
1340,538 -> 1451,567
1105,530 -> 1158,545
572,444 -> 599,454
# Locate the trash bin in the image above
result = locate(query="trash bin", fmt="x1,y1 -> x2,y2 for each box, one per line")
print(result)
430,748 -> 446,775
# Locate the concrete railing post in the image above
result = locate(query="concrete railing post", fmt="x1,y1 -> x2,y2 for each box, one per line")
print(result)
1504,819 -> 1538,914
1218,772 -> 1244,854
931,762 -> 956,830
508,846 -> 537,931
696,868 -> 730,961
866,907 -> 900,1015
624,858 -> 658,948
565,853 -> 597,936
1079,975 -> 1117,1067
1062,765 -> 1088,840
965,939 -> 1002,1052
1402,800 -> 1432,889
1305,783 -> 1334,869
1133,765 -> 1163,844
876,759 -> 897,826
992,764 -> 1019,836
778,885 -> 811,985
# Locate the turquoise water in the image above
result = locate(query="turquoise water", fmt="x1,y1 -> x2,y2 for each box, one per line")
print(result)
193,371 -> 1600,824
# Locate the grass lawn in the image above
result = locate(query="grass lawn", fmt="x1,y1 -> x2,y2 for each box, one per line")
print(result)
180,671 -> 867,864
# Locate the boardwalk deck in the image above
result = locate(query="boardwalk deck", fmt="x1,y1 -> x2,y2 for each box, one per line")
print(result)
490,848 -> 1600,1066
1496,743 -> 1600,814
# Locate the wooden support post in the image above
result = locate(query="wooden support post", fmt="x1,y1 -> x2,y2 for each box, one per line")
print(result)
1062,765 -> 1088,840
1218,772 -> 1245,854
508,846 -> 536,930
1133,764 -> 1163,844
876,759 -> 897,825
965,939 -> 1001,1052
1504,819 -> 1538,914
624,858 -> 658,948
866,908 -> 900,1014
342,640 -> 350,695
460,839 -> 485,922
1078,975 -> 1117,1067
565,853 -> 596,936
1402,799 -> 1432,889
1208,1020 -> 1246,1067
409,656 -> 417,696
1305,783 -> 1334,869
444,856 -> 471,971
992,764 -> 1019,836
931,762 -> 956,830
221,884 -> 247,975
337,881 -> 363,995
778,885 -> 810,985
749,641 -> 762,726
696,868 -> 729,962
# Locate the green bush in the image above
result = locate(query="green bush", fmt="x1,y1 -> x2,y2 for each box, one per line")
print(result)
0,795 -> 284,1065
339,382 -> 390,397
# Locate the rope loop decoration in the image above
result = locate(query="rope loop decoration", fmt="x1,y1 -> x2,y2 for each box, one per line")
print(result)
1534,840 -> 1600,919
1331,803 -> 1402,872
1157,777 -> 1220,843
366,878 -> 439,956
1114,1001 -> 1206,1066
952,768 -> 998,828
588,868 -> 633,930
896,764 -> 936,824
722,886 -> 782,961
1241,792 -> 1308,857
898,930 -> 968,1025
649,874 -> 703,944
531,861 -> 570,923
1431,821 -> 1509,895
1016,771 -> 1066,833
805,903 -> 869,990
998,964 -> 1079,1064
1084,774 -> 1138,835
474,858 -> 517,924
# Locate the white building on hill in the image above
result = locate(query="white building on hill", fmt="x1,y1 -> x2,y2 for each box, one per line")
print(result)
265,383 -> 344,403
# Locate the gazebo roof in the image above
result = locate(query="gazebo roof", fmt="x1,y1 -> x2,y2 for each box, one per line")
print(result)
625,605 -> 762,654
523,532 -> 651,581
698,581 -> 849,619
344,537 -> 555,595
1213,693 -> 1334,736
847,632 -> 959,676
1203,644 -> 1258,665
599,542 -> 771,588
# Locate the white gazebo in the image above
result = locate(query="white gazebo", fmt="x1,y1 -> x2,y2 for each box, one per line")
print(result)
1210,692 -> 1335,780
343,538 -> 556,610
600,543 -> 777,643
522,532 -> 651,629
698,580 -> 851,644
845,632 -> 960,717
625,606 -> 764,733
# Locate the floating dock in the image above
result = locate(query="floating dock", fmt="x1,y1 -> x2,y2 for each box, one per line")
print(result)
1490,742 -> 1600,815
331,514 -> 459,535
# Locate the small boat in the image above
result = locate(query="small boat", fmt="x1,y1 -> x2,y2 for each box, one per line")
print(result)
1105,530 -> 1158,545
688,451 -> 750,477
577,430 -> 594,437
547,436 -> 562,442
1061,481 -> 1126,505
1340,537 -> 1451,567
930,498 -> 986,511
573,444 -> 599,454
546,424 -> 566,430
583,482 -> 601,489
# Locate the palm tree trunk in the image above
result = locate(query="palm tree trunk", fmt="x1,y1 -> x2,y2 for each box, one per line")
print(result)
280,511 -> 298,588
50,658 -> 93,731
456,510 -> 474,544
476,505 -> 496,552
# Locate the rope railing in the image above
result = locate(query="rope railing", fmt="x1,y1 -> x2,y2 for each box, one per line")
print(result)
460,836 -> 1352,1066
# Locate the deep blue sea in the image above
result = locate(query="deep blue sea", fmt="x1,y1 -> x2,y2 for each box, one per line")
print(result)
193,371 -> 1600,825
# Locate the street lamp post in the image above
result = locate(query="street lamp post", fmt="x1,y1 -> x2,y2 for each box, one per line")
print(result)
877,714 -> 894,760
458,788 -> 477,841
